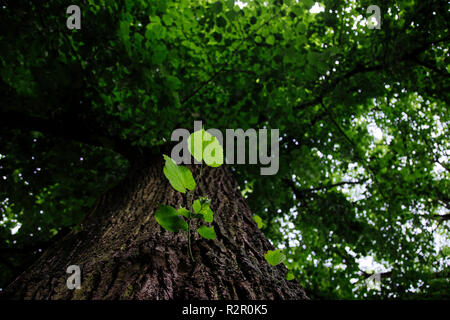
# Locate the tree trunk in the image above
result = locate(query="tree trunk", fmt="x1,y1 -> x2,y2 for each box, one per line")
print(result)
2,157 -> 307,300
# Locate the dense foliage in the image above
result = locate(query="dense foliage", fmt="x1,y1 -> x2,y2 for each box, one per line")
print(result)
0,0 -> 448,299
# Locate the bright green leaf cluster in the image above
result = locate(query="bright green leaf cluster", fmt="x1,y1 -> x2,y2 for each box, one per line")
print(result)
156,154 -> 218,259
253,215 -> 264,229
193,197 -> 214,223
264,249 -> 286,266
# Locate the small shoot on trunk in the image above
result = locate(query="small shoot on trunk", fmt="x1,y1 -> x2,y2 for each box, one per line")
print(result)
155,129 -> 223,261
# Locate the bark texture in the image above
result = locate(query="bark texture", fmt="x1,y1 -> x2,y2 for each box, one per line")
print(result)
2,158 -> 308,300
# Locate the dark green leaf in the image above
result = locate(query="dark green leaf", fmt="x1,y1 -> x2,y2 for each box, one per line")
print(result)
197,225 -> 217,239
155,205 -> 188,232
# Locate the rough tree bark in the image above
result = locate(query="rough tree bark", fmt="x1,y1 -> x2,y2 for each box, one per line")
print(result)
2,157 -> 308,300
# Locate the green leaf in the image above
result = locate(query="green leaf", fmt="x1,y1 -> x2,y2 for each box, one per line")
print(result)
201,207 -> 214,223
292,4 -> 303,16
155,205 -> 188,232
162,14 -> 173,26
166,75 -> 181,90
177,207 -> 190,218
441,246 -> 450,256
193,199 -> 202,213
187,129 -> 224,167
264,249 -> 286,266
296,22 -> 306,34
266,35 -> 275,45
197,225 -> 217,239
303,0 -> 315,9
253,215 -> 264,229
152,44 -> 168,65
145,19 -> 166,40
163,155 -> 196,193
193,198 -> 214,222
286,272 -> 295,281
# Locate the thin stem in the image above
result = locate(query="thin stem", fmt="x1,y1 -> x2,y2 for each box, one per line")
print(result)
187,190 -> 195,262
186,162 -> 204,263
188,214 -> 194,262
199,161 -> 204,185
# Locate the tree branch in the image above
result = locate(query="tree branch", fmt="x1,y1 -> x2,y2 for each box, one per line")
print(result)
283,178 -> 368,200
284,178 -> 367,195
295,35 -> 447,111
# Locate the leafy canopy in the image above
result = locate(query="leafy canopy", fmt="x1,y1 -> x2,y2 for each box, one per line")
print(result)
0,0 -> 448,298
